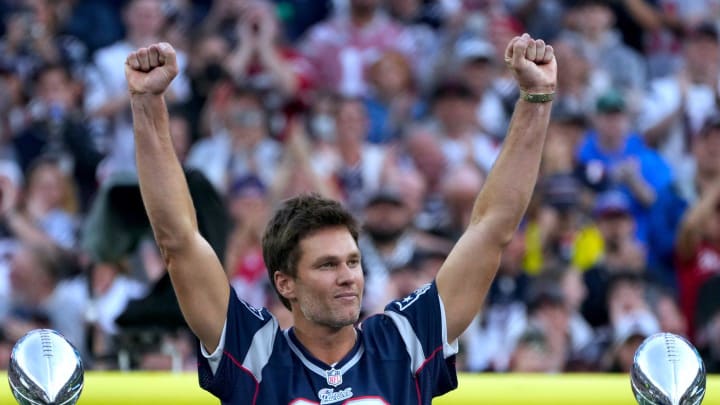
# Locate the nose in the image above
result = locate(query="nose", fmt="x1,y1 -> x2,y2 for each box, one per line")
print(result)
336,262 -> 357,286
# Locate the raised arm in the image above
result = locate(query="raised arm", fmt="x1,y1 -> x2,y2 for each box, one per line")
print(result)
436,34 -> 557,342
126,43 -> 230,352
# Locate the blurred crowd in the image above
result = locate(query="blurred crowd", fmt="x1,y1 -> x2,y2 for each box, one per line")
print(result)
0,0 -> 719,375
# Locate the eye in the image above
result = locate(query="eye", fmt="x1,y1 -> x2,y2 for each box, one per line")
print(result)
319,262 -> 336,269
348,259 -> 360,268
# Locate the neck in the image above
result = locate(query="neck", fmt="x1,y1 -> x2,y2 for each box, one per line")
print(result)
598,135 -> 623,153
339,140 -> 362,164
128,33 -> 159,48
351,9 -> 374,27
697,173 -> 718,194
293,322 -> 357,365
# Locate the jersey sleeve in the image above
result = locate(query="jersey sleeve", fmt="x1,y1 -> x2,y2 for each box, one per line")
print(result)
197,287 -> 278,402
383,281 -> 458,397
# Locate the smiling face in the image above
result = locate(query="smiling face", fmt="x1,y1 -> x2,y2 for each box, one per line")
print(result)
276,226 -> 364,329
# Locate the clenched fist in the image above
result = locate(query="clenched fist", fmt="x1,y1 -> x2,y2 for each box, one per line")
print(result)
125,42 -> 178,95
504,34 -> 557,94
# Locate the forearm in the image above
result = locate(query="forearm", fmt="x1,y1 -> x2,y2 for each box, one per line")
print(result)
259,48 -> 299,96
625,175 -> 656,207
469,98 -> 552,242
676,192 -> 719,258
4,210 -> 55,247
132,93 -> 198,251
225,46 -> 253,80
622,0 -> 663,30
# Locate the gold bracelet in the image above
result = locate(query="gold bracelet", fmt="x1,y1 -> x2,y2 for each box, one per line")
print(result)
520,90 -> 555,103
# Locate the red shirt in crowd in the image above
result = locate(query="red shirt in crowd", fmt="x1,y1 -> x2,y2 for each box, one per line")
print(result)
676,242 -> 720,341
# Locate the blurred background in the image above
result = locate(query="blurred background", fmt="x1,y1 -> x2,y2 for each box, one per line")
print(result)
0,0 -> 719,376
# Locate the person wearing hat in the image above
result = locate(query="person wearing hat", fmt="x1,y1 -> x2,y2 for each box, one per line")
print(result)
429,78 -> 500,174
455,36 -> 509,139
674,117 -> 720,341
647,114 -> 720,292
638,20 -> 720,185
524,173 -> 606,274
577,88 -> 673,244
359,186 -> 451,315
581,190 -> 647,328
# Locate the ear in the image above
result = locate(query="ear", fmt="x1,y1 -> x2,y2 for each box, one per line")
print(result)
274,271 -> 296,301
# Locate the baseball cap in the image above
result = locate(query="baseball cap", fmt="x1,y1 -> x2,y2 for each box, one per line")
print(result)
229,174 -> 266,199
525,282 -> 566,314
430,80 -> 476,104
541,174 -> 582,211
365,188 -> 405,208
593,190 -> 632,217
596,89 -> 626,114
684,21 -> 719,42
551,101 -> 589,127
698,113 -> 720,137
455,37 -> 496,63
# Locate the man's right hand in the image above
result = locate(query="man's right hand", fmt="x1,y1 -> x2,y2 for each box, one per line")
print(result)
125,42 -> 178,96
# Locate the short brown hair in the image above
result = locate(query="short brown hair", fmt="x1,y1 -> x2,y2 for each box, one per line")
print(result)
262,194 -> 359,310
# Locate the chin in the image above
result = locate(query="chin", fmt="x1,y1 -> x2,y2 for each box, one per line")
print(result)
325,310 -> 361,329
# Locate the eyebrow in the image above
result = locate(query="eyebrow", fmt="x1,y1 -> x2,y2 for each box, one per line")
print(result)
311,252 -> 361,266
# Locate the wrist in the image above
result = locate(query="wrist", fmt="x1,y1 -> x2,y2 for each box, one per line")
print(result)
129,91 -> 165,101
519,89 -> 555,103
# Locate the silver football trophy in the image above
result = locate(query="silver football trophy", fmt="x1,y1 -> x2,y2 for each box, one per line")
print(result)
631,332 -> 706,405
8,329 -> 84,405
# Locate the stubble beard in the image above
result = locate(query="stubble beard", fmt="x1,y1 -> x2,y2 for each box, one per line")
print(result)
300,299 -> 361,329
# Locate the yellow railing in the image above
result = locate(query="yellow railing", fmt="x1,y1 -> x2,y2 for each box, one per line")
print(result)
1,372 -> 718,404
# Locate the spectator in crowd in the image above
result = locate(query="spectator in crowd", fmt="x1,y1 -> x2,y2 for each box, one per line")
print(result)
85,0 -> 190,178
461,228 -> 530,372
186,86 -> 281,194
577,89 -> 673,243
524,173 -> 603,274
224,174 -> 271,309
83,258 -> 148,369
0,63 -> 28,145
675,145 -> 720,340
511,281 -> 571,373
551,37 -> 607,118
184,31 -> 232,139
300,0 -> 412,96
582,190 -> 647,328
646,115 -> 720,291
560,0 -> 647,99
13,156 -> 79,249
646,283 -> 687,337
402,125 -> 452,235
359,186 -> 451,314
694,275 -> 720,372
430,80 -> 500,174
59,0 -> 124,54
385,0 -> 442,87
363,50 -> 423,144
223,0 -> 314,111
441,163 -> 486,239
331,96 -> 392,212
2,243 -> 85,357
14,63 -> 102,210
454,36 -> 508,140
603,272 -> 660,372
639,22 -> 720,186
541,265 -> 597,370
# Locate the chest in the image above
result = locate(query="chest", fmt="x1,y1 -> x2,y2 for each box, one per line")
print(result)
256,350 -> 414,405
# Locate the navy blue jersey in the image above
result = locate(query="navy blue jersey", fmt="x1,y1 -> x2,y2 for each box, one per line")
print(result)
198,282 -> 458,404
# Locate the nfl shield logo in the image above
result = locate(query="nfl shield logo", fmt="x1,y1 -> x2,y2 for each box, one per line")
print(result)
325,368 -> 342,387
